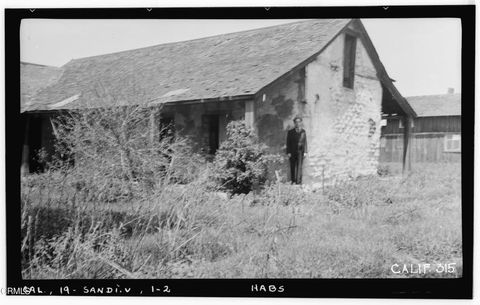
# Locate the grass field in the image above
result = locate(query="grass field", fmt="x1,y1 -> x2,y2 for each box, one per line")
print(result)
21,162 -> 462,279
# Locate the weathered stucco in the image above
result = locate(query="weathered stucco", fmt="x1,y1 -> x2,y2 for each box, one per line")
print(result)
166,100 -> 245,153
254,30 -> 383,187
254,68 -> 303,179
256,71 -> 302,152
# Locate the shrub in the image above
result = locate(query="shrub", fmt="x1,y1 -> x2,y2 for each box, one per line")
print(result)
34,101 -> 206,204
212,120 -> 281,195
377,164 -> 391,176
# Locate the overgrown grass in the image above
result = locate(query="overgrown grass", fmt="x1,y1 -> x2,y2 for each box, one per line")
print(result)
21,162 -> 462,279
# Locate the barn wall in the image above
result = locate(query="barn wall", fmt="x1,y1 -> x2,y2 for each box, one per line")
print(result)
254,30 -> 383,186
380,134 -> 461,163
380,116 -> 462,163
382,116 -> 461,134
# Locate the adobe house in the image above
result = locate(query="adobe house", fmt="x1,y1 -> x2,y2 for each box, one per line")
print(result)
21,19 -> 416,186
381,90 -> 461,163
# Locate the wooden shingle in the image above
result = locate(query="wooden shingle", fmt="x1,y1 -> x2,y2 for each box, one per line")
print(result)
23,19 -> 351,111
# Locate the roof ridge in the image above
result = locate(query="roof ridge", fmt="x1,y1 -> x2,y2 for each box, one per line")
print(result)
66,19 -> 348,65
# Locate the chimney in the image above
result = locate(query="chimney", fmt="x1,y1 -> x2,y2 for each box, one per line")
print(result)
447,88 -> 455,94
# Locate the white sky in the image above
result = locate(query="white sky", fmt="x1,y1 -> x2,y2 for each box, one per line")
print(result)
20,18 -> 461,97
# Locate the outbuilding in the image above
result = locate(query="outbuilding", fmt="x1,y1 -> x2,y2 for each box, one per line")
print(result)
380,91 -> 461,163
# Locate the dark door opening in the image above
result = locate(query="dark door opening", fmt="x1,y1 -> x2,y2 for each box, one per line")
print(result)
204,114 -> 219,154
28,116 -> 44,172
159,117 -> 175,142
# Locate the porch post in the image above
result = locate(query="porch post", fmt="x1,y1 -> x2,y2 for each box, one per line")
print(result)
402,115 -> 413,174
149,108 -> 157,145
21,116 -> 30,176
245,100 -> 255,129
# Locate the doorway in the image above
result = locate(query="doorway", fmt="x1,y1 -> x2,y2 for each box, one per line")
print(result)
159,116 -> 175,141
203,114 -> 219,154
28,116 -> 44,172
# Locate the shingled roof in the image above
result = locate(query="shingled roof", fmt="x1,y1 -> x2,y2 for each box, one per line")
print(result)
22,18 -> 415,118
21,62 -> 63,112
406,93 -> 461,117
23,19 -> 353,111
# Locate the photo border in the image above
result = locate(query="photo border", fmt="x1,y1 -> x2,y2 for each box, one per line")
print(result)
5,5 -> 475,298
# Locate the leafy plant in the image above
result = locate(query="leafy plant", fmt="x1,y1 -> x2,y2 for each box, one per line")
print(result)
212,120 -> 281,195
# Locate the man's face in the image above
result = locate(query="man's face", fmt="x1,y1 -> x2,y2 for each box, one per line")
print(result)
294,119 -> 302,129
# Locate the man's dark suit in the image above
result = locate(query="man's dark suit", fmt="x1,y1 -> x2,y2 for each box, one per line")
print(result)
286,128 -> 307,184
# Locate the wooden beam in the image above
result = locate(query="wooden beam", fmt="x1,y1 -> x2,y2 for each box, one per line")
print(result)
245,100 -> 255,129
402,116 -> 413,174
149,108 -> 157,145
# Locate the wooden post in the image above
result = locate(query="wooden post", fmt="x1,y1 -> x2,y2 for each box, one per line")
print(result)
245,100 -> 255,129
402,116 -> 413,174
149,108 -> 157,145
21,116 -> 30,176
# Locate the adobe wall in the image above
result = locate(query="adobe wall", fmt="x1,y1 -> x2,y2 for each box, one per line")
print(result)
168,100 -> 245,152
255,71 -> 303,152
254,69 -> 304,180
255,30 -> 383,187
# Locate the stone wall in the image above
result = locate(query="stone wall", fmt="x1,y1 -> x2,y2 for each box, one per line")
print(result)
254,29 -> 383,187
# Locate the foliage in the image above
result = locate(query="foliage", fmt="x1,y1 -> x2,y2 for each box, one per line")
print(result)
377,163 -> 391,176
21,162 -> 462,279
325,175 -> 397,208
212,120 -> 281,195
257,182 -> 315,206
43,103 -> 205,203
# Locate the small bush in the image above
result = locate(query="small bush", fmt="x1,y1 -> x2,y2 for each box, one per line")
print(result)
377,164 -> 391,176
212,120 -> 281,195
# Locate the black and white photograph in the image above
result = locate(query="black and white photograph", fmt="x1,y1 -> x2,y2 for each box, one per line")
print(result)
3,4 -> 474,299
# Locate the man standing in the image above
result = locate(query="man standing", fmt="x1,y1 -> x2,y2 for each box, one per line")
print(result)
286,116 -> 307,184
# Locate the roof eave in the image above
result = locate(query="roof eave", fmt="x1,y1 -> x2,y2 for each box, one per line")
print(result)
352,19 -> 418,119
21,93 -> 255,113
160,94 -> 254,106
